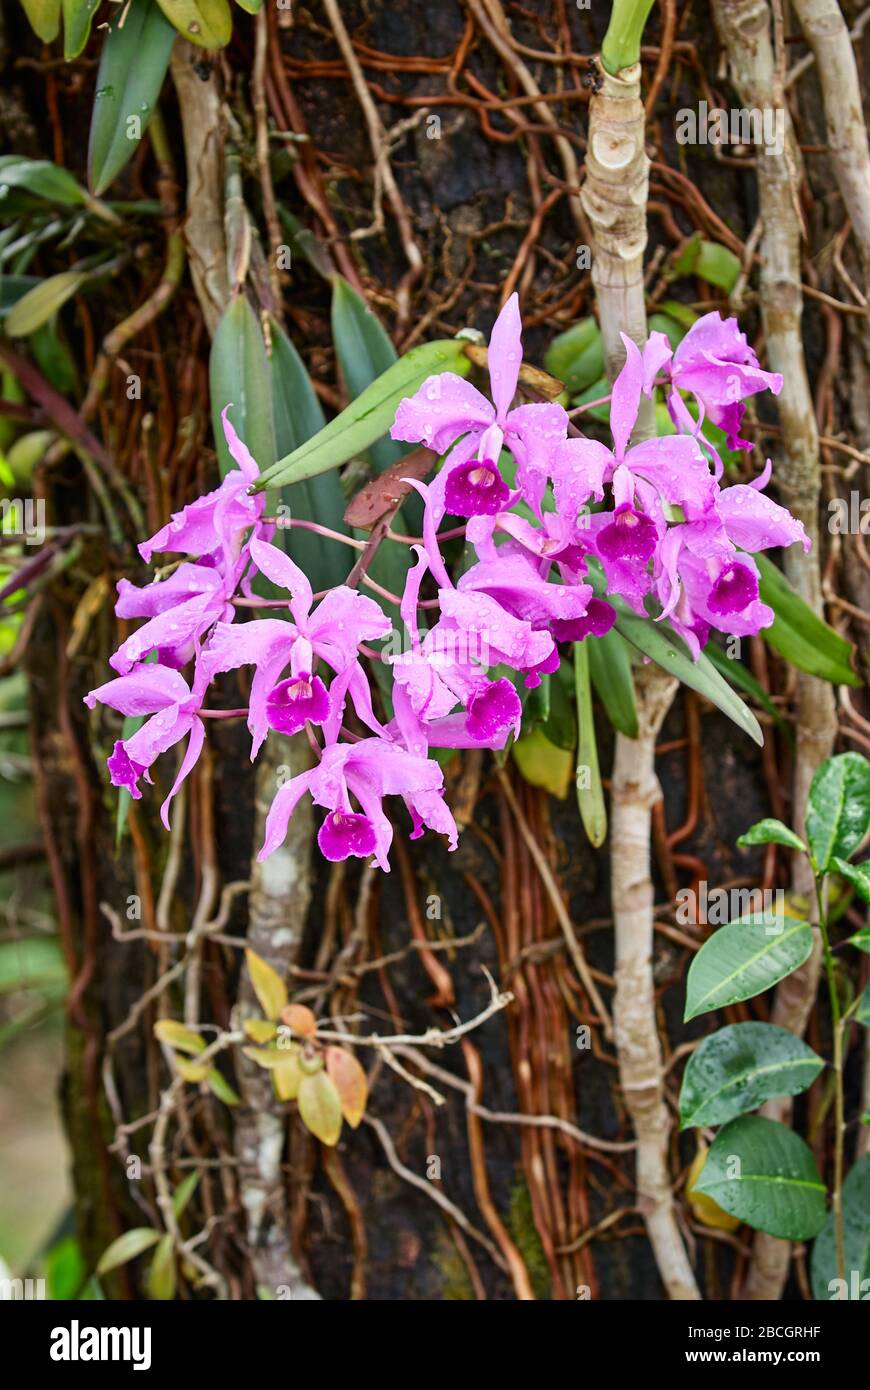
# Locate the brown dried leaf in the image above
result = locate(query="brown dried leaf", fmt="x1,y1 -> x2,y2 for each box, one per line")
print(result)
343,446 -> 436,530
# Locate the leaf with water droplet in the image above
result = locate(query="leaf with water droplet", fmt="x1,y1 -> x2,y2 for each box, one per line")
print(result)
694,1115 -> 827,1240
88,0 -> 177,197
155,0 -> 231,48
679,1022 -> 823,1129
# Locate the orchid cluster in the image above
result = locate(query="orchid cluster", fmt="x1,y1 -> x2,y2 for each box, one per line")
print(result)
86,297 -> 807,870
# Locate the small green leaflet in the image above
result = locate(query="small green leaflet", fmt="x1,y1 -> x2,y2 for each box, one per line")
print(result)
737,818 -> 807,854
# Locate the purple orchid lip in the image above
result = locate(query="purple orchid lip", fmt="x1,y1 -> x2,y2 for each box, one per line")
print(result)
107,741 -> 145,798
317,810 -> 377,862
551,598 -> 616,643
597,505 -> 658,562
708,561 -> 759,615
443,458 -> 511,518
523,644 -> 562,688
266,673 -> 330,735
466,677 -> 521,740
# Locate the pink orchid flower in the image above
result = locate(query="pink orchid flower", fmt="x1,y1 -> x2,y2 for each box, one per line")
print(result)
653,462 -> 810,655
259,737 -> 457,868
391,292 -> 568,519
551,334 -> 718,537
201,536 -> 390,757
643,311 -> 783,453
139,407 -> 266,569
85,663 -> 207,828
110,561 -> 236,675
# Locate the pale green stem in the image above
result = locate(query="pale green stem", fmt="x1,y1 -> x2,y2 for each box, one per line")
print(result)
601,0 -> 657,74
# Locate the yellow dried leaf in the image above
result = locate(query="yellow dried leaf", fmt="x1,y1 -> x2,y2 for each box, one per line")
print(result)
297,1070 -> 343,1146
245,948 -> 288,1021
687,1143 -> 741,1231
154,1019 -> 206,1055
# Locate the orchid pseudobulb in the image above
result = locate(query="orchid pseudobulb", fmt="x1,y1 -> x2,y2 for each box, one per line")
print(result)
86,299 -> 806,869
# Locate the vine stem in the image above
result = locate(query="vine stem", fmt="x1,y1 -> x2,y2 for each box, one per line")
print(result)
815,874 -> 846,1284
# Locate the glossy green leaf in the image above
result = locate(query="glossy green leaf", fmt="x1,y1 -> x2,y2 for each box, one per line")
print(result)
703,642 -> 790,736
155,0 -> 231,48
254,335 -> 471,491
0,156 -> 86,206
679,1022 -> 824,1129
856,981 -> 870,1026
587,627 -> 638,738
96,1227 -> 161,1275
88,0 -> 176,197
737,818 -> 807,854
543,317 -> 603,394
269,315 -> 348,593
543,661 -> 576,751
19,0 -> 61,42
298,1069 -> 343,1146
684,914 -> 814,1021
574,639 -> 606,846
834,858 -> 870,906
5,270 -> 90,338
694,1115 -> 827,1240
63,0 -> 100,58
331,275 -> 404,474
660,299 -> 698,330
756,554 -> 860,687
210,296 -> 276,479
234,0 -> 262,10
147,1233 -> 176,1300
805,752 -> 870,873
848,925 -> 870,954
811,1156 -> 870,1299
